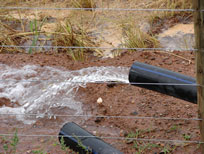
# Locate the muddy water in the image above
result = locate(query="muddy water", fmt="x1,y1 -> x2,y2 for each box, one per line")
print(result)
158,23 -> 195,51
0,64 -> 129,124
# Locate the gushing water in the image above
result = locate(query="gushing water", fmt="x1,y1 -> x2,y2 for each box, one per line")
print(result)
0,64 -> 129,124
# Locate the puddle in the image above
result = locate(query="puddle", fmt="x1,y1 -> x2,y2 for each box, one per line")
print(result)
158,23 -> 195,51
0,64 -> 129,124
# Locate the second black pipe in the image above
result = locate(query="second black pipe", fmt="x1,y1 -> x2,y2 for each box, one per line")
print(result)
129,62 -> 197,104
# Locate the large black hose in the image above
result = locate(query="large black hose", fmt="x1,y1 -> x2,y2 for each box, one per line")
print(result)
129,62 -> 197,104
59,122 -> 123,154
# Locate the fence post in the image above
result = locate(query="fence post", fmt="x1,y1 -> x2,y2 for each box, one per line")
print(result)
194,0 -> 204,152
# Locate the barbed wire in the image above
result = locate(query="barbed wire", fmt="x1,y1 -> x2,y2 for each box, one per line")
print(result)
0,113 -> 201,121
0,7 -> 195,12
0,133 -> 202,144
0,45 -> 197,52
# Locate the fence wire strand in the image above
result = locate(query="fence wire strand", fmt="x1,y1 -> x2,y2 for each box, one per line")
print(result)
0,80 -> 199,87
0,113 -> 201,121
0,7 -> 196,12
0,133 -> 203,144
0,45 -> 197,52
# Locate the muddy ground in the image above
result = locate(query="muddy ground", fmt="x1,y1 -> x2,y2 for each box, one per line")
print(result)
0,50 -> 200,154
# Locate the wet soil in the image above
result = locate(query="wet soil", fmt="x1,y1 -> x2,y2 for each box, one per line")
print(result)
0,50 -> 200,154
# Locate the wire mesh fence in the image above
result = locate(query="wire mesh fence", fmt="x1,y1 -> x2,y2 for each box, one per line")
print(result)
0,0 -> 201,153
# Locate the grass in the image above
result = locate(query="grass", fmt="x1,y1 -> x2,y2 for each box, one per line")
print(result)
122,25 -> 160,50
148,0 -> 193,30
28,16 -> 47,54
71,0 -> 96,9
0,129 -> 19,154
53,19 -> 101,61
0,10 -> 102,60
126,128 -> 178,154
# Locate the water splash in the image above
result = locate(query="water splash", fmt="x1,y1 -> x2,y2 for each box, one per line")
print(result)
0,64 -> 129,124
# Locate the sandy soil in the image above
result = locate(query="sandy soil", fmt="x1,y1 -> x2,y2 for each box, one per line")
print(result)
0,50 -> 200,154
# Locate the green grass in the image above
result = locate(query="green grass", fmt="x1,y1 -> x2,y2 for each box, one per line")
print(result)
125,128 -> 178,154
29,16 -> 47,54
0,129 -> 19,154
183,134 -> 191,140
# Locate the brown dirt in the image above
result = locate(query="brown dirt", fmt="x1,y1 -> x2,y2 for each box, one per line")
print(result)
0,50 -> 200,154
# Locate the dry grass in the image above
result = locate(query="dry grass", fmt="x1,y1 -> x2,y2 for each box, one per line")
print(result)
0,16 -> 25,53
122,26 -> 160,50
53,19 -> 100,61
0,0 -> 193,58
71,0 -> 96,9
148,0 -> 192,25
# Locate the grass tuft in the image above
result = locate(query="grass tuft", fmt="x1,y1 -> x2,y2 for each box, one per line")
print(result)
53,19 -> 100,61
122,26 -> 160,50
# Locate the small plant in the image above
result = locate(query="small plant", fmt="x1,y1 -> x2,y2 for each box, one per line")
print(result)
183,134 -> 191,140
32,149 -> 47,154
170,124 -> 178,131
161,145 -> 177,154
0,129 -> 19,154
60,136 -> 67,151
29,17 -> 47,54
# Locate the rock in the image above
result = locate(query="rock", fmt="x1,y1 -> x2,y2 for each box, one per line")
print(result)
107,82 -> 117,88
130,111 -> 138,115
94,117 -> 104,123
97,97 -> 103,105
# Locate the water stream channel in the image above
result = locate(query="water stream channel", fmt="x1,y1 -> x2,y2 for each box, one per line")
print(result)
0,64 -> 129,124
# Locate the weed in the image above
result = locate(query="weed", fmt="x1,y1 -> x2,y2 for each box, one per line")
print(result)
32,149 -> 47,154
0,129 -> 19,154
60,136 -> 67,151
183,134 -> 191,140
170,124 -> 178,131
134,142 -> 159,154
161,145 -> 177,154
29,16 -> 47,53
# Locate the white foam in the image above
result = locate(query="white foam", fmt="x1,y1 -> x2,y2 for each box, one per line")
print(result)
0,64 -> 129,124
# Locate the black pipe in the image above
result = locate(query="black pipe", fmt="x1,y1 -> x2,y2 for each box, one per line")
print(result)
59,122 -> 123,154
129,62 -> 197,104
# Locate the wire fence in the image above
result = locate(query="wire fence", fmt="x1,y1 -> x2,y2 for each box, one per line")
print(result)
0,45 -> 197,52
0,133 -> 203,144
0,7 -> 196,12
0,113 -> 201,121
0,1 -> 202,152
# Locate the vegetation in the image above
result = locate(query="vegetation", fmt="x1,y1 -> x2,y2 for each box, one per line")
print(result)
126,129 -> 177,154
122,26 -> 160,50
53,19 -> 100,61
0,129 -> 19,154
71,0 -> 96,9
148,0 -> 193,29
